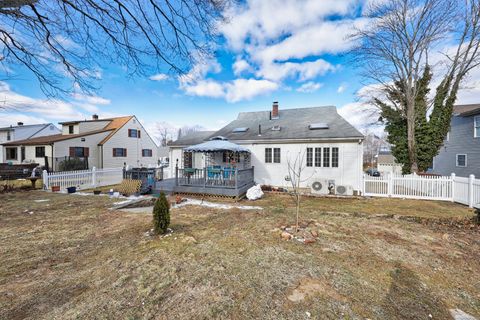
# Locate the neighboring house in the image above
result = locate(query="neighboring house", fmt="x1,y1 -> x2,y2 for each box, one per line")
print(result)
2,115 -> 158,170
377,150 -> 403,175
0,122 -> 60,163
158,146 -> 170,165
169,103 -> 364,193
432,104 -> 480,177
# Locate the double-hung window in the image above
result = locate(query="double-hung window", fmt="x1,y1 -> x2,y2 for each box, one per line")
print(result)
332,147 -> 339,167
323,147 -> 330,167
265,148 -> 272,163
142,149 -> 153,157
128,129 -> 141,138
306,148 -> 313,167
113,148 -> 127,157
35,146 -> 45,158
273,148 -> 281,163
456,154 -> 467,167
314,148 -> 322,167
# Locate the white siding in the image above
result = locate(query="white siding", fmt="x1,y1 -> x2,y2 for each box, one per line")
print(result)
169,141 -> 364,191
244,142 -> 363,190
102,117 -> 158,168
25,145 -> 52,166
54,131 -> 110,168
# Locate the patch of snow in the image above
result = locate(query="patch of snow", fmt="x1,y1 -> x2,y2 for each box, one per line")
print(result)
246,185 -> 264,200
172,198 -> 263,210
450,309 -> 478,320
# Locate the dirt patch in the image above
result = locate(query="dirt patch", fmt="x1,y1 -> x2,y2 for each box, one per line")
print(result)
287,277 -> 346,303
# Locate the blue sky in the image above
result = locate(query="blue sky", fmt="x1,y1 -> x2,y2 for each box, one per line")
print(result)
2,0 -> 479,142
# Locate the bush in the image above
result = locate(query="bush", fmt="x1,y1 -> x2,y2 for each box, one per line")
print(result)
153,192 -> 170,234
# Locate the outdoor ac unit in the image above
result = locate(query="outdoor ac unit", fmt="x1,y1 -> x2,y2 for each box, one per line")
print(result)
310,179 -> 330,195
336,184 -> 354,196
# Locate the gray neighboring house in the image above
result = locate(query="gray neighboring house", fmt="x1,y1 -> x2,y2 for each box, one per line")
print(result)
0,122 -> 60,163
432,104 -> 480,177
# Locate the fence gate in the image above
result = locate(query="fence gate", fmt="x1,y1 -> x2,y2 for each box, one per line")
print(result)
363,173 -> 480,207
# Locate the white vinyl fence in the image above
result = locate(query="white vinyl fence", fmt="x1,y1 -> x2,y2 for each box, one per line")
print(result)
42,167 -> 123,191
364,173 -> 480,207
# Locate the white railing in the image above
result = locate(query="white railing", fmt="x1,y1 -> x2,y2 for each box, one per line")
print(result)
42,167 -> 123,191
364,173 -> 480,207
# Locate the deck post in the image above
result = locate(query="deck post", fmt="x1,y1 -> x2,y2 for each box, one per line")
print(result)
204,167 -> 207,188
234,168 -> 238,191
175,160 -> 179,186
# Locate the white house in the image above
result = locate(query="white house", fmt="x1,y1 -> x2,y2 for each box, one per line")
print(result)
0,122 -> 60,162
168,103 -> 364,194
2,115 -> 158,170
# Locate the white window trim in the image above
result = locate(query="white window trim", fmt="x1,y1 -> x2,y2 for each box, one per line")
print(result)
456,154 -> 467,167
474,116 -> 480,138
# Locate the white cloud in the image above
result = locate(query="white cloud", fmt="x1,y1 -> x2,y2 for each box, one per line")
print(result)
149,73 -> 169,81
296,81 -> 323,93
221,0 -> 357,51
219,0 -> 367,85
182,79 -> 225,98
232,58 -> 251,76
0,81 -> 115,125
181,78 -> 278,103
337,83 -> 347,93
225,78 -> 278,102
257,59 -> 336,82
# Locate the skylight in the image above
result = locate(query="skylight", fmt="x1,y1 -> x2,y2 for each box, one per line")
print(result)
309,123 -> 329,130
232,127 -> 249,133
271,125 -> 281,131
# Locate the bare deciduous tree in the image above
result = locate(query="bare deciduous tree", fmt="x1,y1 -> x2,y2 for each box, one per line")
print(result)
352,0 -> 480,173
0,0 -> 227,101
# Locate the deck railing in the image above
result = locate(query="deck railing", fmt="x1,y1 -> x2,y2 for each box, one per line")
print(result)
176,167 -> 254,189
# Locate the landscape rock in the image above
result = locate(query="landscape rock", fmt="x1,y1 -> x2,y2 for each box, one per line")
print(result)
281,231 -> 293,240
246,184 -> 264,201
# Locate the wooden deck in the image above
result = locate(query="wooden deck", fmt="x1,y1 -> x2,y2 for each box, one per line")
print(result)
154,167 -> 255,198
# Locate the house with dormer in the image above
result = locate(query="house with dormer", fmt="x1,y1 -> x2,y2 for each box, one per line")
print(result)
168,102 -> 364,194
2,115 -> 158,171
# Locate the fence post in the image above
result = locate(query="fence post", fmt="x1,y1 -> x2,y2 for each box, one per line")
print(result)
362,173 -> 366,195
42,169 -> 48,190
451,173 -> 455,202
469,174 -> 475,208
387,172 -> 393,197
92,167 -> 97,188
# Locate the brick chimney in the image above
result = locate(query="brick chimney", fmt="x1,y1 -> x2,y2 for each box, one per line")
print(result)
92,114 -> 99,120
272,101 -> 279,119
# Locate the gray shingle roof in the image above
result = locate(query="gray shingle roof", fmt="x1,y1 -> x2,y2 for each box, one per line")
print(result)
168,131 -> 216,147
209,106 -> 363,141
454,104 -> 480,116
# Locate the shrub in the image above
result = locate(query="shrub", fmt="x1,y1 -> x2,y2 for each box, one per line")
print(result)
153,192 -> 170,234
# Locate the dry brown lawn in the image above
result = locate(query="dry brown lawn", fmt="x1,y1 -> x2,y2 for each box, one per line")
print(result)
0,191 -> 479,319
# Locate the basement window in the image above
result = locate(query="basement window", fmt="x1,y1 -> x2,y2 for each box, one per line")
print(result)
309,123 -> 329,130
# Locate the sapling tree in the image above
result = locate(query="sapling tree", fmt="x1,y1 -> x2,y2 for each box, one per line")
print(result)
286,151 -> 314,232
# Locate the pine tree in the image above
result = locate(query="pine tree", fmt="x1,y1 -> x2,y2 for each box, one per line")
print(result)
153,192 -> 170,234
